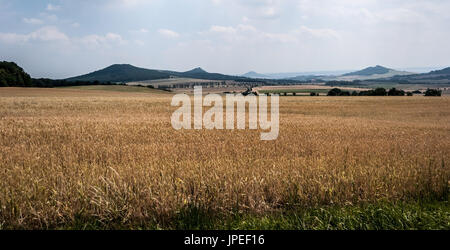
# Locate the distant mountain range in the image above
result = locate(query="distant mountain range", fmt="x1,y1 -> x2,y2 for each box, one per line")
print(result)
277,66 -> 413,81
3,61 -> 450,88
428,67 -> 450,75
387,66 -> 450,83
67,64 -> 246,82
333,65 -> 414,81
164,67 -> 246,80
242,71 -> 270,79
241,66 -> 415,81
241,70 -> 352,80
65,64 -> 450,84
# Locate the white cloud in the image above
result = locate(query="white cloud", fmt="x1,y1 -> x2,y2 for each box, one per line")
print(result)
23,18 -> 44,25
162,22 -> 345,73
39,12 -> 58,22
375,8 -> 425,24
30,26 -> 69,41
46,4 -> 61,11
130,28 -> 149,34
0,33 -> 29,43
209,25 -> 236,34
204,24 -> 339,44
79,33 -> 126,48
0,27 -> 125,50
139,28 -> 149,33
112,0 -> 150,8
296,0 -> 440,26
119,0 -> 144,5
158,29 -> 180,38
212,0 -> 286,19
0,26 -> 68,43
134,40 -> 145,46
296,26 -> 341,39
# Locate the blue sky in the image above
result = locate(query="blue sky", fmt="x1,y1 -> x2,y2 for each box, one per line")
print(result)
0,0 -> 449,78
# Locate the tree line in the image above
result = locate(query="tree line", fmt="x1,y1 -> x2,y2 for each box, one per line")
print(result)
327,88 -> 442,96
0,61 -> 117,88
0,61 -> 32,87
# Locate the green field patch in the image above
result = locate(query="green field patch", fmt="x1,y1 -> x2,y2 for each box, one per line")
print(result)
27,200 -> 448,230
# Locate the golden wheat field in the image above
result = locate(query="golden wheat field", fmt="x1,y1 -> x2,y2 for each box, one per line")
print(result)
0,87 -> 449,229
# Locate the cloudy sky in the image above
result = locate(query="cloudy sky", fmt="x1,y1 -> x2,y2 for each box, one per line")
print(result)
0,0 -> 449,78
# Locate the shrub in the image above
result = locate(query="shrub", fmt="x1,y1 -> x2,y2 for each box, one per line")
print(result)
388,88 -> 405,96
328,88 -> 351,96
0,79 -> 7,87
373,88 -> 387,96
424,89 -> 442,97
327,88 -> 342,96
359,88 -> 387,96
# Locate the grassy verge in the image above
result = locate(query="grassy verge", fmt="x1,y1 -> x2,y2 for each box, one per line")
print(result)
58,200 -> 449,230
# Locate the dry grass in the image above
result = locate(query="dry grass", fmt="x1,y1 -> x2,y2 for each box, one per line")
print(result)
0,87 -> 449,229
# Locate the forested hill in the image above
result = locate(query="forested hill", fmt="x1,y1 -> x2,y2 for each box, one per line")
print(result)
68,65 -> 248,82
0,61 -> 32,87
0,61 -> 116,88
428,67 -> 450,75
66,64 -> 171,82
343,65 -> 391,76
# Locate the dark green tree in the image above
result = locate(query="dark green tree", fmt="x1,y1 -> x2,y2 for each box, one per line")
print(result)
388,88 -> 405,96
424,89 -> 442,97
0,61 -> 31,87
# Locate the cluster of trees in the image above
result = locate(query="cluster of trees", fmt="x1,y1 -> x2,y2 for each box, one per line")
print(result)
0,61 -> 32,87
387,88 -> 406,96
327,88 -> 351,96
327,87 -> 426,96
357,88 -> 389,96
325,80 -> 362,86
424,89 -> 442,96
31,79 -> 118,88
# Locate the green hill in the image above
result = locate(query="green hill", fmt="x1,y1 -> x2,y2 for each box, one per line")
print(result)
242,71 -> 270,79
428,67 -> 450,75
343,65 -> 391,76
334,65 -> 414,81
66,64 -> 171,82
166,67 -> 246,81
68,65 -> 247,82
0,61 -> 32,87
386,66 -> 450,83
